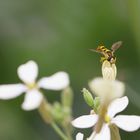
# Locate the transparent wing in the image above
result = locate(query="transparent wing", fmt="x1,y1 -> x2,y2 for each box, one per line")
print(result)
89,49 -> 103,55
111,41 -> 122,53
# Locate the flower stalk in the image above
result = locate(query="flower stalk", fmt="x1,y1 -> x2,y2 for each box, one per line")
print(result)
51,122 -> 69,140
38,97 -> 69,140
38,97 -> 53,124
109,124 -> 121,140
95,60 -> 120,135
95,101 -> 109,133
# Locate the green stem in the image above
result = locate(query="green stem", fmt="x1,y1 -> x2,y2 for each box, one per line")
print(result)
38,98 -> 53,124
38,97 -> 69,140
64,126 -> 73,140
51,122 -> 69,140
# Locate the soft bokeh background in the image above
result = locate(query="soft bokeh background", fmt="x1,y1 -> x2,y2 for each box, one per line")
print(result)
0,0 -> 140,139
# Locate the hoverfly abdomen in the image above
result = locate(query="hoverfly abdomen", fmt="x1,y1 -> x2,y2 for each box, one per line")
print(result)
96,46 -> 110,52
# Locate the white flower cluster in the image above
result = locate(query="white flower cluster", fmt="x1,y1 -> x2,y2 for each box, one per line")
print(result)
0,59 -> 140,140
72,60 -> 140,140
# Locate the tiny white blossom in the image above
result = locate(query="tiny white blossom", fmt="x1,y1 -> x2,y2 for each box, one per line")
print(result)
72,96 -> 140,140
0,60 -> 69,111
76,133 -> 84,140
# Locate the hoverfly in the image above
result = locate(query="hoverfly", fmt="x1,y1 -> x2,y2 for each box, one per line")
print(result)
90,41 -> 122,64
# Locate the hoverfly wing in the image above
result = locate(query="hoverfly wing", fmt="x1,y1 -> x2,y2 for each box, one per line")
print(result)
111,41 -> 122,53
89,49 -> 103,54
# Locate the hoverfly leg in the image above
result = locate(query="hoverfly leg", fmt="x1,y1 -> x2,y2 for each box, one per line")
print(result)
100,57 -> 106,63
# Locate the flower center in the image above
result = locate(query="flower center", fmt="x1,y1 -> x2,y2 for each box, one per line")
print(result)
27,83 -> 37,89
104,115 -> 111,123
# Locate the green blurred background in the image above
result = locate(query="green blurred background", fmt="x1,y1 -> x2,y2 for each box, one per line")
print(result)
0,0 -> 140,139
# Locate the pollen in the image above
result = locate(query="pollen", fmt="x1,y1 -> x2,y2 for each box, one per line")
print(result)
27,83 -> 37,89
104,115 -> 111,123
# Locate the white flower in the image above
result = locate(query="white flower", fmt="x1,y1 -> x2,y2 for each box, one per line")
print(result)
72,96 -> 140,140
0,60 -> 69,111
76,133 -> 84,140
89,77 -> 125,100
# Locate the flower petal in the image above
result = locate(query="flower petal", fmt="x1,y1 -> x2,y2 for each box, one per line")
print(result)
107,96 -> 128,118
112,115 -> 140,132
88,124 -> 110,140
17,60 -> 38,84
89,77 -> 125,99
22,89 -> 43,111
72,114 -> 98,128
38,71 -> 69,90
76,133 -> 84,140
89,77 -> 106,97
102,60 -> 117,80
113,80 -> 125,98
0,84 -> 26,99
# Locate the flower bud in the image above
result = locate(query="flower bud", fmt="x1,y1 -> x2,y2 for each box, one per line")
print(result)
51,102 -> 64,122
38,98 -> 53,124
102,60 -> 117,80
94,97 -> 100,111
82,88 -> 94,107
61,87 -> 73,108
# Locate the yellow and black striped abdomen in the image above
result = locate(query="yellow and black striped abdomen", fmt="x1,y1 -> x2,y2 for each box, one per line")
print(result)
96,46 -> 111,53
